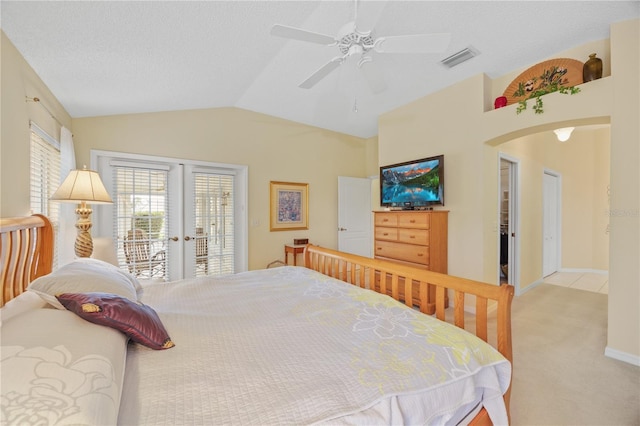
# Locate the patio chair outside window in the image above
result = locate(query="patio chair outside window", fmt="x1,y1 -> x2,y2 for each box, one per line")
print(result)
124,229 -> 165,277
195,227 -> 208,274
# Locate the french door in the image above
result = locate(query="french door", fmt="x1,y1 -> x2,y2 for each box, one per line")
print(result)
93,151 -> 247,281
184,165 -> 236,277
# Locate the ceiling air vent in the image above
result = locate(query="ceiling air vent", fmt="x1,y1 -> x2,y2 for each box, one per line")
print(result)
441,47 -> 478,68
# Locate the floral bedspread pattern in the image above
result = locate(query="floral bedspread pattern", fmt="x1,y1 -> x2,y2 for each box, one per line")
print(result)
1,346 -> 119,425
118,267 -> 511,425
1,306 -> 127,426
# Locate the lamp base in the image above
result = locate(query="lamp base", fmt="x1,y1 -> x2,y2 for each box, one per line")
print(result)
74,230 -> 93,258
75,204 -> 94,258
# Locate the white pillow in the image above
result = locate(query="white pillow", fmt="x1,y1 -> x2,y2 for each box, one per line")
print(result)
2,307 -> 127,426
0,291 -> 48,327
28,258 -> 142,309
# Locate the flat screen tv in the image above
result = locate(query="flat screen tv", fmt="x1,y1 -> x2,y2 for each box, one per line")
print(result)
380,155 -> 444,209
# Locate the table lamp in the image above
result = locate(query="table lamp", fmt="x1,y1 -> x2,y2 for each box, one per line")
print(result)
51,166 -> 113,258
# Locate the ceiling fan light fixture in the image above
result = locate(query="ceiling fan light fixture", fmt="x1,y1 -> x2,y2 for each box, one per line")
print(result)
441,47 -> 478,68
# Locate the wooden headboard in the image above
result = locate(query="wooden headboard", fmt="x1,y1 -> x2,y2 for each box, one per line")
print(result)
0,214 -> 54,307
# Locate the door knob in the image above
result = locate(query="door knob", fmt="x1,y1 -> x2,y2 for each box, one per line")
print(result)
184,236 -> 192,241
338,227 -> 347,231
169,236 -> 179,242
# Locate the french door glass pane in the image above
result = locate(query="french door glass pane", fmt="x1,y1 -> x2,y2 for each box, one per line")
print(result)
113,167 -> 169,280
192,172 -> 234,276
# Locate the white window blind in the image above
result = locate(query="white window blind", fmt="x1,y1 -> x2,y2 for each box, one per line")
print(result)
112,165 -> 169,279
193,172 -> 234,276
30,123 -> 61,268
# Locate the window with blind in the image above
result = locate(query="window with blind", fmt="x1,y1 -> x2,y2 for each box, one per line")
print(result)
30,124 -> 61,268
192,172 -> 235,276
112,165 -> 169,280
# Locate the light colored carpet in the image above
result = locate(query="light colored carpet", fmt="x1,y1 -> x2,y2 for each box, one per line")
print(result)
508,284 -> 640,426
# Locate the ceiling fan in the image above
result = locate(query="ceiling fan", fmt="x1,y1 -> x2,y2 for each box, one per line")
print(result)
270,0 -> 451,93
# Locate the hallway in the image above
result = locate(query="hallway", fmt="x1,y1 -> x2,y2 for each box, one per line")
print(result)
543,271 -> 609,294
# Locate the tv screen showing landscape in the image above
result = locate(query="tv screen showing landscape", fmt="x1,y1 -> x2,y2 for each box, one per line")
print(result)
380,155 -> 444,207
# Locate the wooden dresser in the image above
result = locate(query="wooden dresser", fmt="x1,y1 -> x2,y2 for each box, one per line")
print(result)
373,210 -> 449,312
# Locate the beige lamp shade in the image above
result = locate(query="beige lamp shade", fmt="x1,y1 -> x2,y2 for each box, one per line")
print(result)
51,167 -> 113,203
51,167 -> 112,258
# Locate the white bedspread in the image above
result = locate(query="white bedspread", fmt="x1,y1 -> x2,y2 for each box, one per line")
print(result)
118,266 -> 510,425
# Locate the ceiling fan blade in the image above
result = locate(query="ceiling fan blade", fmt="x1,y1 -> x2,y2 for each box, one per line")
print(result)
299,57 -> 344,89
374,33 -> 451,54
359,59 -> 387,94
270,24 -> 336,45
354,0 -> 387,33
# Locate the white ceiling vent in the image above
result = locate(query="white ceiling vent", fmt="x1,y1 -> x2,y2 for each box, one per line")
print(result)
441,47 -> 478,68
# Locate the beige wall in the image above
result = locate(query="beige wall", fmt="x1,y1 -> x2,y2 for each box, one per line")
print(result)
71,108 -> 372,270
608,19 -> 640,362
1,32 -> 72,216
379,19 -> 639,362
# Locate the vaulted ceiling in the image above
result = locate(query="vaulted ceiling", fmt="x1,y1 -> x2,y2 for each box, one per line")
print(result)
2,1 -> 638,138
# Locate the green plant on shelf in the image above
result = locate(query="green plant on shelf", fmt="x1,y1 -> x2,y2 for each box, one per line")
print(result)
513,65 -> 581,115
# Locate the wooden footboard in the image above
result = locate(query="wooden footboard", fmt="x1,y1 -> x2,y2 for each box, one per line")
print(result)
304,244 -> 514,423
0,214 -> 54,307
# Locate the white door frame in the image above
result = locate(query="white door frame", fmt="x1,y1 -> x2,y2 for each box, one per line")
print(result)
498,153 -> 521,295
543,168 -> 562,278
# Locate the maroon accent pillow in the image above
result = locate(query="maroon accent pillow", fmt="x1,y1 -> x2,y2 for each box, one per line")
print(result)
56,292 -> 175,350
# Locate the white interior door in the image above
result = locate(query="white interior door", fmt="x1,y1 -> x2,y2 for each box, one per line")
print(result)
543,170 -> 561,277
338,176 -> 372,257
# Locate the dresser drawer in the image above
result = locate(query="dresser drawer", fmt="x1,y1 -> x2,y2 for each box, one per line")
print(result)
375,227 -> 398,241
374,240 -> 429,265
398,212 -> 430,229
375,212 -> 398,227
398,228 -> 429,245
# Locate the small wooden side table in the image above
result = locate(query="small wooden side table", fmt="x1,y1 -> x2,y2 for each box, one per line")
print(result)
284,244 -> 306,266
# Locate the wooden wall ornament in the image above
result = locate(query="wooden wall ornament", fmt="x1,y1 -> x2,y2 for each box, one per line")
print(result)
502,58 -> 584,106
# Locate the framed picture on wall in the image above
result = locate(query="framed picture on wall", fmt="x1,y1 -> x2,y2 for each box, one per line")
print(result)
270,181 -> 308,231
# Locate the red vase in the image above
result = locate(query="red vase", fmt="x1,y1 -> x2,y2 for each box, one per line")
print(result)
494,96 -> 507,109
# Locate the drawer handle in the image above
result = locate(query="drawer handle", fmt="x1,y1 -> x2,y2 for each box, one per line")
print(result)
417,253 -> 424,257
383,233 -> 389,236
383,219 -> 389,222
410,220 -> 416,223
377,247 -> 382,251
409,235 -> 415,239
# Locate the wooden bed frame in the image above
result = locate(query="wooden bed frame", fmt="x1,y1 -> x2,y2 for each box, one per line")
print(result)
304,244 -> 514,425
0,216 -> 513,425
0,215 -> 53,307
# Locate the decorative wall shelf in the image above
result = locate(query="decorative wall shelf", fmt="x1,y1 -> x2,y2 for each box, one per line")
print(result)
502,58 -> 584,106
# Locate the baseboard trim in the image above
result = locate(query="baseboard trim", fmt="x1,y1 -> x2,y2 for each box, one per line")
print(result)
604,346 -> 640,366
516,279 -> 544,297
559,268 -> 608,275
